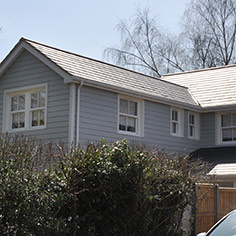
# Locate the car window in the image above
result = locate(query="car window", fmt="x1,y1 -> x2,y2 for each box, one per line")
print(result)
208,212 -> 236,236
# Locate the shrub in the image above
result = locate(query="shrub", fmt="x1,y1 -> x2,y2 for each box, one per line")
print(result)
60,140 -> 205,236
0,135 -> 206,235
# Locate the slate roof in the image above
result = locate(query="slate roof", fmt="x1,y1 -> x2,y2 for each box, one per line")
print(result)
162,65 -> 236,108
208,163 -> 236,176
191,146 -> 236,164
22,38 -> 198,108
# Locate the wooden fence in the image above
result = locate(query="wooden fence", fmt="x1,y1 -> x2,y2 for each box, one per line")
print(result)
196,183 -> 236,234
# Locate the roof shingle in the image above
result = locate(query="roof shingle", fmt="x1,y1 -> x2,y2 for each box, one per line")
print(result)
162,65 -> 236,108
24,39 -> 198,108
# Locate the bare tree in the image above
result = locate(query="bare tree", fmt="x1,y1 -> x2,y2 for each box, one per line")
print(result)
105,1 -> 236,77
104,9 -> 185,78
182,0 -> 236,68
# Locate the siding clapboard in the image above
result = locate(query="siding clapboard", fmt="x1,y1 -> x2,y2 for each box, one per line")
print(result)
201,112 -> 216,147
79,85 -> 201,153
0,50 -> 70,143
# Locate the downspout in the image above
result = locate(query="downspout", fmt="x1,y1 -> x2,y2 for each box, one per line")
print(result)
68,83 -> 76,146
76,81 -> 84,144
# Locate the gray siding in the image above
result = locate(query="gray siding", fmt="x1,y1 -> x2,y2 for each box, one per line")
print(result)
200,112 -> 216,147
0,50 -> 70,143
79,86 -> 201,153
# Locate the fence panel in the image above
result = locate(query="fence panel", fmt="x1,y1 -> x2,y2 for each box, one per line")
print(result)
196,184 -> 236,234
197,184 -> 216,234
219,188 -> 236,219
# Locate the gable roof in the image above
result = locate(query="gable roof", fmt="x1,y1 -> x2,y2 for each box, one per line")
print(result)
3,38 -> 236,110
162,65 -> 236,109
0,38 -> 198,109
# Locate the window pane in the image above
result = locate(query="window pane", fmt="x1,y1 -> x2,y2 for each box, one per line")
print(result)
31,93 -> 38,108
190,126 -> 195,137
222,115 -> 231,127
120,99 -> 128,114
32,110 -> 39,127
222,129 -> 232,142
129,101 -> 137,116
39,91 -> 46,107
127,117 -> 136,132
189,114 -> 194,125
119,115 -> 126,131
11,96 -> 17,111
172,110 -> 178,121
12,114 -> 18,129
172,122 -> 178,134
19,95 -> 25,110
40,110 -> 45,126
19,112 -> 25,128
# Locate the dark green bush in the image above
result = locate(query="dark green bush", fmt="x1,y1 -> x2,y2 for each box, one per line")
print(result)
0,135 -> 206,235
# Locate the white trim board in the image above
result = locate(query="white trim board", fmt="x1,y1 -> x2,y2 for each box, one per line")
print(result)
68,83 -> 76,146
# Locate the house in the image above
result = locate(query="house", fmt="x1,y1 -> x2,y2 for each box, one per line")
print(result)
0,38 -> 236,179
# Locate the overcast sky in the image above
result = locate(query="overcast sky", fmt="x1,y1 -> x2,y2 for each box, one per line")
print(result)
0,0 -> 191,62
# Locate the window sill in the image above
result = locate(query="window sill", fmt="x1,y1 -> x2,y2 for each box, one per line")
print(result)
216,141 -> 236,146
170,133 -> 184,138
118,130 -> 141,137
188,136 -> 200,140
6,126 -> 47,133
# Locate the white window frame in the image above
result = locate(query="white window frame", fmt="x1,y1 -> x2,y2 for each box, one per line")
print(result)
188,112 -> 200,140
117,95 -> 144,137
3,83 -> 48,133
170,107 -> 184,137
216,111 -> 236,145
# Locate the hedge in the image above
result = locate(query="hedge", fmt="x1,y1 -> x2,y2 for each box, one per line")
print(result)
0,135 -> 207,236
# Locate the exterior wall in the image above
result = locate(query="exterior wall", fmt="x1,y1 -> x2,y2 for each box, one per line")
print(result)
0,50 -> 222,150
200,112 -> 216,147
0,50 -> 70,143
79,85 -> 201,153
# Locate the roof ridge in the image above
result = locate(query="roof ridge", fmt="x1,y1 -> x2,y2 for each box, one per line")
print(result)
163,64 -> 236,77
21,37 -> 189,90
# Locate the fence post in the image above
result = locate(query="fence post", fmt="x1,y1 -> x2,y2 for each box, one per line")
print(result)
195,184 -> 198,236
215,184 -> 219,222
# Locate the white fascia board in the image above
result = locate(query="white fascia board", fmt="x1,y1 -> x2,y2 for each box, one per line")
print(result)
0,41 -> 72,83
71,75 -> 202,112
200,104 -> 236,113
0,44 -> 24,76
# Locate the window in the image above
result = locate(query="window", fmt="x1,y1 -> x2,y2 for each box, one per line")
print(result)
4,84 -> 47,132
188,112 -> 200,139
220,113 -> 236,142
170,107 -> 183,136
118,96 -> 143,136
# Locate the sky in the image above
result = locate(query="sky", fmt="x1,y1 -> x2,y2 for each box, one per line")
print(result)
0,0 -> 191,62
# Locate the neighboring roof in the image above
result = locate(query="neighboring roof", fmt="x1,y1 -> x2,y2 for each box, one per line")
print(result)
162,65 -> 236,108
208,163 -> 236,177
191,146 -> 236,164
17,38 -> 198,108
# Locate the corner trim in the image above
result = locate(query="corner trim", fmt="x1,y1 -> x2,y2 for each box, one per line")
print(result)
68,83 -> 76,146
76,81 -> 84,144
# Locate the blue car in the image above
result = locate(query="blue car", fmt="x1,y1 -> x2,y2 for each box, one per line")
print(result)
197,210 -> 236,236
